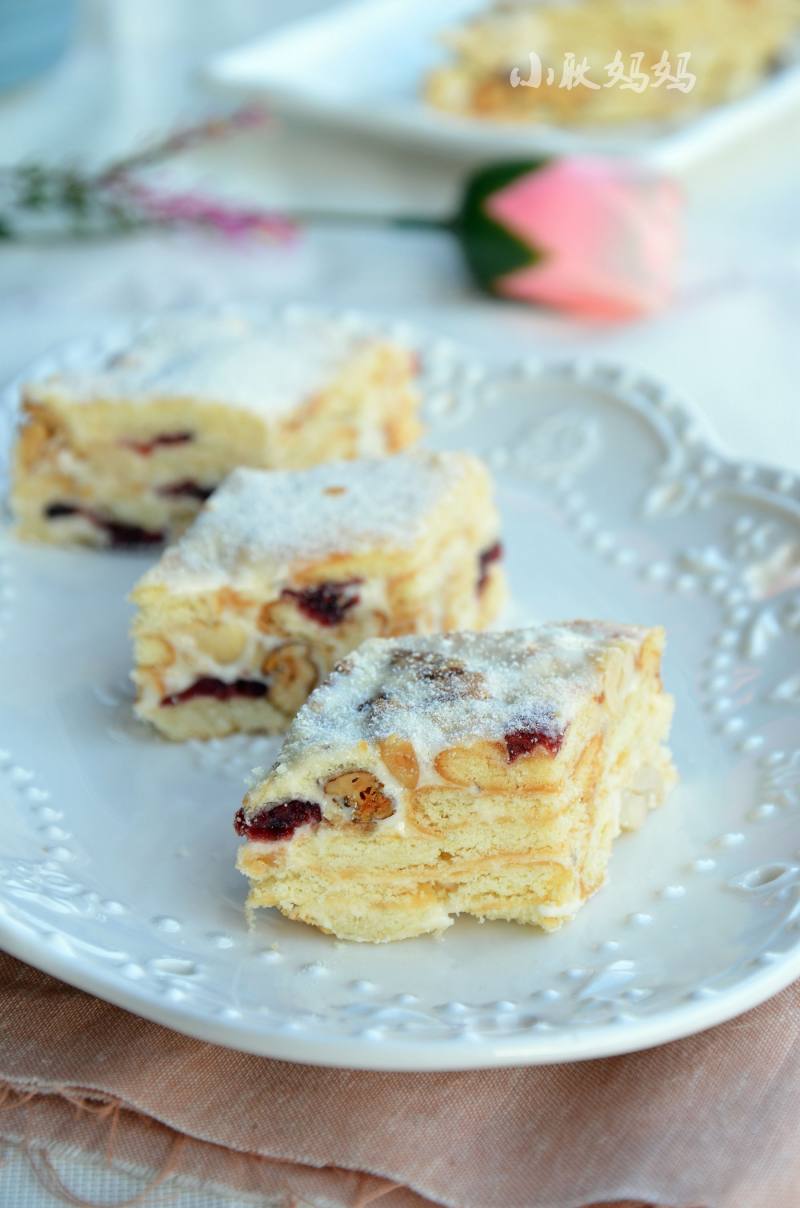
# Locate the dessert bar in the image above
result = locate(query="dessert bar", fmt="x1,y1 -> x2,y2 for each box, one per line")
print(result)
235,623 -> 675,941
131,451 -> 505,740
12,312 -> 421,547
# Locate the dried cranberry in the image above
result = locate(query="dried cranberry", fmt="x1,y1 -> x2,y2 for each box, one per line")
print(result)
102,519 -> 164,547
282,580 -> 362,627
505,727 -> 563,762
44,502 -> 163,546
477,541 -> 503,592
123,432 -> 193,456
234,800 -> 322,841
161,677 -> 268,707
157,480 -> 215,502
45,502 -> 79,519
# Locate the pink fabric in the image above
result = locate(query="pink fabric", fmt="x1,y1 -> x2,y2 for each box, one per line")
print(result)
1,950 -> 799,1207
486,158 -> 683,321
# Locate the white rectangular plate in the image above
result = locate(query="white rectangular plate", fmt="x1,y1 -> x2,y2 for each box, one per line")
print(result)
206,0 -> 800,169
1,308 -> 800,1070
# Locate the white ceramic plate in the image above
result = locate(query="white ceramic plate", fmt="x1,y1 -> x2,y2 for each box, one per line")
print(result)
206,0 -> 800,170
2,312 -> 800,1070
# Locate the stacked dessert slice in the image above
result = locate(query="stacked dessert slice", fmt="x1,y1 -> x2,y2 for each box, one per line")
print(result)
131,451 -> 505,740
235,623 -> 675,941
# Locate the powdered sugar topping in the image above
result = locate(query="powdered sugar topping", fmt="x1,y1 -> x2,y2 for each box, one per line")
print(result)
285,622 -> 649,759
27,313 -> 394,417
141,451 -> 479,589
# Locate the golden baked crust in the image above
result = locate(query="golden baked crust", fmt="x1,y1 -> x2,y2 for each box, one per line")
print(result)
425,0 -> 799,125
11,313 -> 421,548
235,622 -> 676,942
131,452 -> 506,739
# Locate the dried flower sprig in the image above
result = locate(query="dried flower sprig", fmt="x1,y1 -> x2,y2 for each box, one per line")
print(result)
0,106 -> 296,243
1,109 -> 684,321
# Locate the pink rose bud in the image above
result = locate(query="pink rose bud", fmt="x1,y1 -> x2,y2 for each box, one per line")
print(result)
457,157 -> 683,321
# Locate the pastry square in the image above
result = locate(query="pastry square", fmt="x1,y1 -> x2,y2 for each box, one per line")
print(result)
131,451 -> 505,740
11,312 -> 421,547
235,622 -> 676,942
425,0 -> 798,125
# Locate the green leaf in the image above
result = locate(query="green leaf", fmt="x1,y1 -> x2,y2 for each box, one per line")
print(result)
61,170 -> 90,218
16,163 -> 50,210
455,159 -> 549,294
105,203 -> 139,232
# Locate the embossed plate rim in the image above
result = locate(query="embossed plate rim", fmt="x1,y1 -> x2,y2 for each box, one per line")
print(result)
1,918 -> 799,1069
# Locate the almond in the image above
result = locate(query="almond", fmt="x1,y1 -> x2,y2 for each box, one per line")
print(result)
324,770 -> 394,827
17,407 -> 60,470
378,736 -> 419,789
136,634 -> 175,669
194,621 -> 246,664
257,599 -> 298,637
603,648 -> 632,713
262,642 -> 317,715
